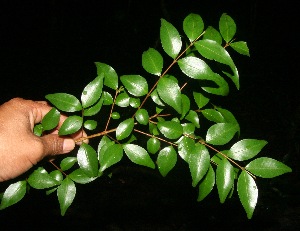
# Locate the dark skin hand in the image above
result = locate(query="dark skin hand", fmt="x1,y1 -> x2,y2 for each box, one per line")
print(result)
0,98 -> 86,182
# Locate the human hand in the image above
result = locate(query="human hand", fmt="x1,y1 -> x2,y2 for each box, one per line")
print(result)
0,98 -> 86,182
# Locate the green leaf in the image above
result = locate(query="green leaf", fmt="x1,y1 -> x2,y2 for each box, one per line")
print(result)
60,157 -> 77,171
246,157 -> 292,178
230,41 -> 250,56
120,75 -> 148,97
41,108 -> 60,131
95,62 -> 118,90
147,137 -> 161,154
203,26 -> 222,44
227,139 -> 268,161
197,165 -> 215,201
157,146 -> 177,177
219,13 -> 236,43
202,109 -> 225,123
194,39 -> 239,89
102,91 -> 113,105
160,18 -> 182,59
100,144 -> 123,172
135,109 -> 149,125
185,110 -> 200,128
157,121 -> 183,139
58,115 -> 83,136
0,181 -> 27,210
69,168 -> 98,184
116,118 -> 134,140
33,124 -> 43,136
180,94 -> 190,120
206,122 -> 239,145
149,123 -> 160,136
129,97 -> 141,108
237,171 -> 258,219
182,123 -> 196,135
97,135 -> 114,161
84,119 -> 97,130
27,168 -> 60,189
216,158 -> 235,203
150,89 -> 165,106
115,91 -> 130,107
81,74 -> 104,108
57,177 -> 76,216
111,112 -> 120,119
183,13 -> 204,42
142,48 -> 163,76
77,143 -> 99,177
83,97 -> 103,116
49,170 -> 63,183
123,144 -> 155,169
157,77 -> 182,114
45,93 -> 82,112
177,136 -> 195,162
193,91 -> 209,109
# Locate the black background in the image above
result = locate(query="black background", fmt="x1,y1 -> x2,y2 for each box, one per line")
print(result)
0,0 -> 299,230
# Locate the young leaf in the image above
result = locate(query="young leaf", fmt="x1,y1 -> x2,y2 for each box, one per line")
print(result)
41,107 -> 60,131
123,144 -> 155,169
157,77 -> 182,114
157,121 -> 183,139
95,62 -> 118,90
120,75 -> 148,97
216,158 -> 235,203
157,146 -> 177,177
100,144 -> 123,172
160,18 -> 182,59
188,143 -> 210,187
116,118 -> 134,140
83,97 -> 103,116
206,122 -> 239,145
230,41 -> 250,56
27,168 -> 60,189
142,48 -> 163,76
147,137 -> 161,154
177,136 -> 195,162
237,171 -> 258,219
197,165 -> 215,201
45,93 -> 82,112
77,143 -> 99,178
81,74 -> 104,109
69,169 -> 98,184
246,157 -> 292,178
193,91 -> 209,109
60,157 -> 77,171
183,13 -> 204,42
135,109 -> 149,125
57,177 -> 76,216
203,26 -> 222,44
0,180 -> 27,210
58,115 -> 83,136
219,13 -> 236,43
227,139 -> 268,161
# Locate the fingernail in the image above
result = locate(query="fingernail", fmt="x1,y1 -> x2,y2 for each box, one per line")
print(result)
63,139 -> 75,153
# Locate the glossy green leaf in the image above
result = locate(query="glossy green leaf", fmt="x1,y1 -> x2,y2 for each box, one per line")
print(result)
230,41 -> 250,56
95,62 -> 118,90
149,123 -> 160,136
206,122 -> 239,145
41,107 -> 60,131
84,119 -> 97,130
194,39 -> 239,89
157,121 -> 183,139
183,13 -> 204,42
0,181 -> 27,210
219,13 -> 236,43
189,143 -> 210,187
193,91 -> 209,109
129,97 -> 141,108
182,123 -> 196,135
150,89 -> 165,106
197,165 -> 215,201
202,109 -> 225,123
45,93 -> 82,112
246,157 -> 292,178
157,146 -> 177,177
49,170 -> 63,183
102,91 -> 113,105
77,143 -> 99,177
120,75 -> 148,97
177,136 -> 195,162
111,112 -> 120,119
69,168 -> 98,184
157,77 -> 182,114
57,177 -> 76,216
115,91 -> 130,107
58,115 -> 83,136
83,97 -> 103,116
135,109 -> 149,125
203,26 -> 222,44
123,144 -> 155,169
237,170 -> 258,219
147,137 -> 161,154
100,144 -> 123,172
116,118 -> 134,140
185,110 -> 200,128
33,124 -> 43,136
142,48 -> 163,76
27,168 -> 60,189
160,18 -> 182,59
227,139 -> 268,161
60,157 -> 77,171
180,94 -> 190,120
81,74 -> 104,108
216,158 -> 235,203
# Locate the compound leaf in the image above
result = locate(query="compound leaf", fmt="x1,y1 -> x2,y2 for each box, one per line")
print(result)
135,109 -> 149,125
147,137 -> 161,154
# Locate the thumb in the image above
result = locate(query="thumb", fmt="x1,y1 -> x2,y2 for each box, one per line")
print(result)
40,134 -> 75,155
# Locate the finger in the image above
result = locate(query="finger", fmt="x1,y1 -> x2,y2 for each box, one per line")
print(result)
40,134 -> 75,155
